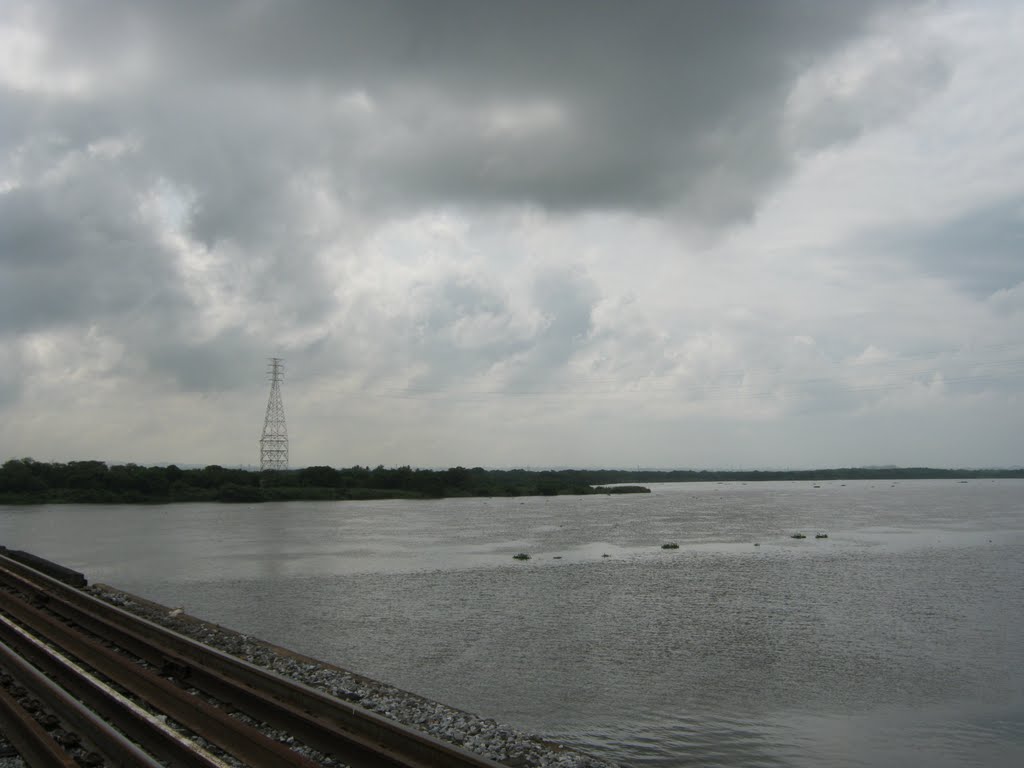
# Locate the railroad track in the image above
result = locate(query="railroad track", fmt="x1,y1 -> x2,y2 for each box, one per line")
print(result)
0,551 -> 505,768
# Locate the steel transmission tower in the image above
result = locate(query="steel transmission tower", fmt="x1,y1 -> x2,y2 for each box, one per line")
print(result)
260,358 -> 289,470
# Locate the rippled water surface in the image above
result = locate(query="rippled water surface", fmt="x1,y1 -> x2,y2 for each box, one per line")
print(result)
2,480 -> 1023,767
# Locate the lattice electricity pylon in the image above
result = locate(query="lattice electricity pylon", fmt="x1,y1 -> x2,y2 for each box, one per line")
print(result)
259,358 -> 289,470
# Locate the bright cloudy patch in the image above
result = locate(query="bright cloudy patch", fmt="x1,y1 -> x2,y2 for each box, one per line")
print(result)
0,0 -> 1022,469
0,15 -> 92,97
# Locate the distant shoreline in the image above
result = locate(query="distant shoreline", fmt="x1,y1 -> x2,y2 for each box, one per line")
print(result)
1,460 -> 1022,505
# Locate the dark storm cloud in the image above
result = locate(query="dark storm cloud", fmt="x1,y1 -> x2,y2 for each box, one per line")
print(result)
0,0 -> 924,410
28,0 -> 896,217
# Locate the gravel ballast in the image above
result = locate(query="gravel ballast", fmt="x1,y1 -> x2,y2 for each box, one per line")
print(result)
87,585 -> 618,768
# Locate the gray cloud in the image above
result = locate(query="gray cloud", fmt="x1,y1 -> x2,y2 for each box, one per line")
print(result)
1,0 -> 906,369
510,267 -> 598,387
785,33 -> 953,151
402,275 -> 532,392
2,0 -> 1021,468
0,161 -> 184,333
142,329 -> 269,393
897,200 -> 1024,297
21,0 -> 899,220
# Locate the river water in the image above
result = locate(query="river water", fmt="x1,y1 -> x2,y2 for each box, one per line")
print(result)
1,480 -> 1022,767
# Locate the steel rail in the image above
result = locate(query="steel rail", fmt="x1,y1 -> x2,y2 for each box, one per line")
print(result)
0,554 -> 502,768
0,680 -> 78,768
0,613 -> 234,768
0,634 -> 165,768
0,584 -> 323,768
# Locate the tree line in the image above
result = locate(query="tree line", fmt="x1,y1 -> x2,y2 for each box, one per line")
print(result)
0,459 -> 649,503
0,458 -> 1019,505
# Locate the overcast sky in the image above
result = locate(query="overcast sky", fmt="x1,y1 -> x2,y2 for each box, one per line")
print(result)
2,1 -> 1022,470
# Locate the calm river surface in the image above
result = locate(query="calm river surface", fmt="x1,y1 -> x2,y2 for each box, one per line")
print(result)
2,480 -> 1023,767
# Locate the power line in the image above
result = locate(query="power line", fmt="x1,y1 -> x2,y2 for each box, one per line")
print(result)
362,356 -> 1024,404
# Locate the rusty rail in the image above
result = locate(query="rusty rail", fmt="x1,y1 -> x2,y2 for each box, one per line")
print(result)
0,681 -> 78,768
0,613 -> 238,768
0,552 -> 503,768
0,634 -> 165,767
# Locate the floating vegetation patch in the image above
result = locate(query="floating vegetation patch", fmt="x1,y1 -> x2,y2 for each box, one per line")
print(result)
593,485 -> 651,494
